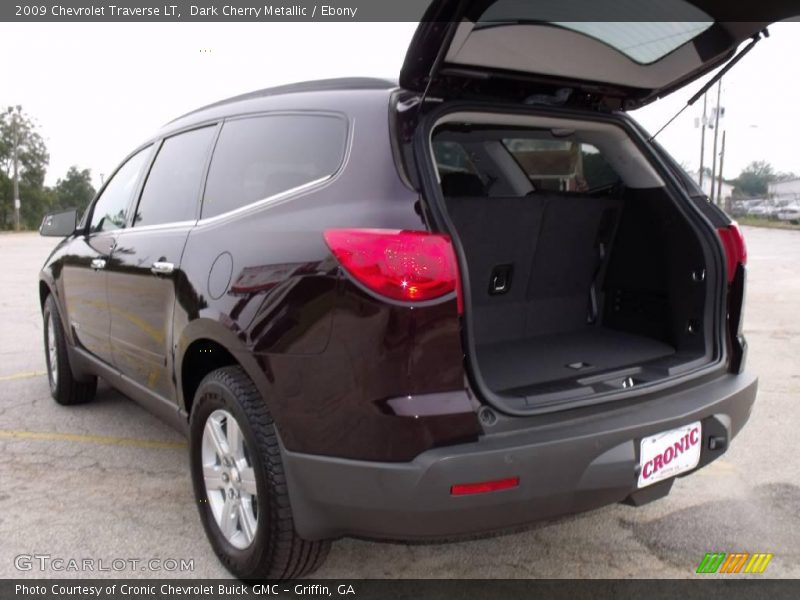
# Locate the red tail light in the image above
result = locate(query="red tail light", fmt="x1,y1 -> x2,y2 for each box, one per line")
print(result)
324,229 -> 461,306
717,223 -> 747,284
450,477 -> 520,496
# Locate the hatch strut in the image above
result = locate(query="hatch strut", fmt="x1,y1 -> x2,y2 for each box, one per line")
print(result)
649,29 -> 768,141
418,0 -> 469,112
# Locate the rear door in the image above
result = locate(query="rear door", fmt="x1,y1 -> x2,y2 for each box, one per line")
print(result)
106,125 -> 217,401
60,146 -> 153,364
401,0 -> 796,108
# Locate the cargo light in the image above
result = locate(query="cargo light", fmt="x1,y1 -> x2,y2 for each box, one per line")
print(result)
323,228 -> 462,310
450,477 -> 520,496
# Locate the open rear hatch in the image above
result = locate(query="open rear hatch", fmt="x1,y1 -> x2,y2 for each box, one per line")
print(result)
400,2 -> 794,413
426,113 -> 719,413
401,0 -> 795,109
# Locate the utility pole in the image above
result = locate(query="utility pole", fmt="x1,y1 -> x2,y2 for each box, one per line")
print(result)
709,82 -> 722,205
699,93 -> 707,189
9,106 -> 21,231
717,130 -> 727,211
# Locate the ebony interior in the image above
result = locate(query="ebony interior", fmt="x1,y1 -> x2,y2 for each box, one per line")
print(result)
443,181 -> 711,401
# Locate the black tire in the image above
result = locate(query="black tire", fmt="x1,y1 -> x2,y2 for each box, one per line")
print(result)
43,295 -> 97,406
189,366 -> 330,580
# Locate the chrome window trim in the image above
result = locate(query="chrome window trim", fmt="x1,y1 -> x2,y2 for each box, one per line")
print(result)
114,220 -> 197,235
194,175 -> 333,228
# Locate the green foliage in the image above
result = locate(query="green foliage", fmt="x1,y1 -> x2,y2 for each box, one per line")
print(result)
0,106 -> 50,229
733,161 -> 773,197
19,182 -> 54,230
0,106 -> 95,230
52,166 -> 96,214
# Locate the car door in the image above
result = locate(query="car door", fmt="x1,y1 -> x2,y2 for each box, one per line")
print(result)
106,124 -> 218,401
59,146 -> 153,364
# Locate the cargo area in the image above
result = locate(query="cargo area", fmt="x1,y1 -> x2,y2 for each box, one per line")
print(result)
431,113 -> 716,407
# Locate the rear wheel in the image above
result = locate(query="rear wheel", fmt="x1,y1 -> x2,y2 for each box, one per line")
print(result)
189,366 -> 330,579
43,295 -> 97,405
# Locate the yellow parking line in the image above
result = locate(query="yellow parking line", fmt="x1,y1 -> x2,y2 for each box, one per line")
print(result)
0,370 -> 47,382
0,429 -> 186,450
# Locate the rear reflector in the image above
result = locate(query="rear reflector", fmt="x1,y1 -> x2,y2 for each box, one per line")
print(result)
450,477 -> 520,496
324,228 -> 460,305
717,223 -> 747,284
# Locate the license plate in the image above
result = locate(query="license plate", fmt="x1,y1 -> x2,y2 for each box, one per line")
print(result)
637,421 -> 702,488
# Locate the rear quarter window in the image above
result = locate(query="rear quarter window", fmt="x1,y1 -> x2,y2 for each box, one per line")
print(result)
433,141 -> 478,175
201,114 -> 347,219
502,139 -> 620,192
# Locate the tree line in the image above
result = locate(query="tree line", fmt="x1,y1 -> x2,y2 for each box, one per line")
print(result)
0,106 -> 95,230
730,160 -> 796,198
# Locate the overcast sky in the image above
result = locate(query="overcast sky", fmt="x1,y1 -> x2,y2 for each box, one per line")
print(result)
0,21 -> 797,187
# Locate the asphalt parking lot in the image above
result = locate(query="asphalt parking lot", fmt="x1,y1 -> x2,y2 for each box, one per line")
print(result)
0,228 -> 798,579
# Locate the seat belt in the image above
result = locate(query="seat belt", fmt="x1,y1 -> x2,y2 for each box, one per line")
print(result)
587,208 -> 618,324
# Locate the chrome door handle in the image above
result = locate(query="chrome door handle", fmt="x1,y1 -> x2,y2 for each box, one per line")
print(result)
90,258 -> 106,270
150,261 -> 175,275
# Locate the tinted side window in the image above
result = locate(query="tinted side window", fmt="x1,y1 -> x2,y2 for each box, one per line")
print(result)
433,141 -> 478,175
90,147 -> 152,233
134,126 -> 216,227
202,115 -> 347,219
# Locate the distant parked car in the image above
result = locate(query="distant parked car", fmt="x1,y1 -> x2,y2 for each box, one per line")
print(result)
777,206 -> 800,223
730,200 -> 755,218
748,204 -> 774,218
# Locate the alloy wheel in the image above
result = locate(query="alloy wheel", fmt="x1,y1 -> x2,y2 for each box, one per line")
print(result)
46,312 -> 58,388
201,409 -> 259,549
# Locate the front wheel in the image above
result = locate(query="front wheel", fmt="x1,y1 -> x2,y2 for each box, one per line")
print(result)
189,366 -> 330,579
43,295 -> 97,406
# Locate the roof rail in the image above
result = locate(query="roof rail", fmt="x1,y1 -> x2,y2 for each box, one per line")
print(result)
168,77 -> 397,124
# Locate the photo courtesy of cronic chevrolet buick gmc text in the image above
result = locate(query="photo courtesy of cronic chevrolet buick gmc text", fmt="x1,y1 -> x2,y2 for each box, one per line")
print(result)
36,2 -> 796,579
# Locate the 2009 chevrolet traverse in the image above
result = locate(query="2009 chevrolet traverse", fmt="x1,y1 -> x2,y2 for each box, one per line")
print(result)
38,2 -> 794,579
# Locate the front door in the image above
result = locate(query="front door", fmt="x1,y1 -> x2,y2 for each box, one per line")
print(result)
60,146 -> 153,364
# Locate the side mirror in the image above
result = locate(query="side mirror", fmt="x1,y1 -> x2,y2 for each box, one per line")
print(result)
40,208 -> 78,237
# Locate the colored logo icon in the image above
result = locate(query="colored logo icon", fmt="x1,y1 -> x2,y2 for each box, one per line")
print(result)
696,552 -> 773,574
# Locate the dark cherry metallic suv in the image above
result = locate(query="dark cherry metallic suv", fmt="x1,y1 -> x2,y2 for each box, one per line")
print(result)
38,3 -> 792,578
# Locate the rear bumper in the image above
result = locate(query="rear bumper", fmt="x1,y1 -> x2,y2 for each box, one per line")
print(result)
282,372 -> 757,541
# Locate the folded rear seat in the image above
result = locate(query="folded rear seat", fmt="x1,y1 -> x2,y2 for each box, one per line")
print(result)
524,193 -> 623,337
446,195 -> 546,345
445,191 -> 623,346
